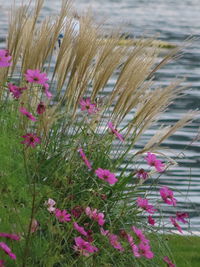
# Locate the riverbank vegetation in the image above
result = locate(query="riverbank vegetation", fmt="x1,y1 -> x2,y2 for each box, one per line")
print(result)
0,0 -> 198,266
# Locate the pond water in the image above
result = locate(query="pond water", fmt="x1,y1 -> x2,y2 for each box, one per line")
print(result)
1,0 -> 200,233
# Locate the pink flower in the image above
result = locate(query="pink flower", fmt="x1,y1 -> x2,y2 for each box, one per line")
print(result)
55,209 -> 71,223
176,212 -> 189,224
21,133 -> 41,147
160,187 -> 177,206
43,83 -> 52,99
79,98 -> 97,114
131,226 -> 149,245
0,49 -> 12,67
25,69 -> 48,85
0,233 -> 20,241
30,219 -> 39,233
73,223 -> 87,236
126,234 -> 140,257
108,122 -> 124,142
0,242 -> 16,260
109,234 -> 124,251
148,216 -> 155,226
163,256 -> 176,267
85,207 -> 105,226
19,107 -> 37,121
100,228 -> 109,236
136,197 -> 157,214
71,206 -> 84,218
138,243 -> 154,259
136,169 -> 148,180
37,102 -> 46,114
0,260 -> 5,267
170,217 -> 183,234
78,148 -> 92,170
8,83 -> 27,99
145,152 -> 165,172
95,168 -> 118,185
74,237 -> 98,257
45,198 -> 56,213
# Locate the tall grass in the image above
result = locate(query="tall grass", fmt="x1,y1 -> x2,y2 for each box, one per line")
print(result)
0,0 -> 198,266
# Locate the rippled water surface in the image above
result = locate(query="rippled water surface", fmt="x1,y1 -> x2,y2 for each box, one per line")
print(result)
1,0 -> 200,233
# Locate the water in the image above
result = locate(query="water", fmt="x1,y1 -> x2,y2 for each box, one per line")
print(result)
1,0 -> 200,233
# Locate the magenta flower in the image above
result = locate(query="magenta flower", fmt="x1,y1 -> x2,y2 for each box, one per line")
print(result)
136,169 -> 148,180
100,228 -> 109,236
136,197 -> 157,214
74,237 -> 98,257
55,209 -> 71,223
0,233 -> 20,241
0,259 -> 5,267
131,226 -> 149,245
108,122 -> 124,142
170,217 -> 183,234
138,243 -> 154,259
8,83 -> 27,99
78,148 -> 92,170
163,256 -> 176,267
0,49 -> 12,68
43,83 -> 52,99
21,133 -> 41,147
79,98 -> 97,114
109,234 -> 124,251
145,152 -> 165,172
25,69 -> 48,85
148,216 -> 155,226
0,242 -> 16,260
71,206 -> 84,218
160,186 -> 177,206
176,212 -> 189,224
95,168 -> 118,185
85,207 -> 105,226
19,107 -> 37,121
37,102 -> 46,114
45,198 -> 56,213
126,234 -> 140,257
73,223 -> 87,236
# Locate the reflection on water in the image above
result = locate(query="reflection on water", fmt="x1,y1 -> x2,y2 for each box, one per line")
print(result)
1,0 -> 200,232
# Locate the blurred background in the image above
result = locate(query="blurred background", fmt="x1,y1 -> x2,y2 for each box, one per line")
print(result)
0,0 -> 200,233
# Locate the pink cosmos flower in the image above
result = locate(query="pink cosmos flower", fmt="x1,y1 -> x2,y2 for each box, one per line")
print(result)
79,98 -> 97,114
176,212 -> 189,224
37,102 -> 46,114
45,198 -> 56,213
73,223 -> 87,236
108,234 -> 124,251
0,242 -> 16,260
131,226 -> 149,245
0,49 -> 12,67
160,187 -> 177,206
21,133 -> 41,147
0,233 -> 20,241
55,209 -> 71,223
71,206 -> 84,218
74,237 -> 98,257
108,122 -> 124,142
163,256 -> 176,267
85,207 -> 105,226
126,234 -> 140,257
43,83 -> 52,99
100,228 -> 109,236
145,152 -> 165,172
136,169 -> 148,180
78,148 -> 92,170
8,83 -> 27,99
0,259 -> 5,267
25,69 -> 48,85
136,197 -> 157,214
148,216 -> 155,226
138,243 -> 154,259
19,107 -> 37,121
170,217 -> 183,234
95,168 -> 118,185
